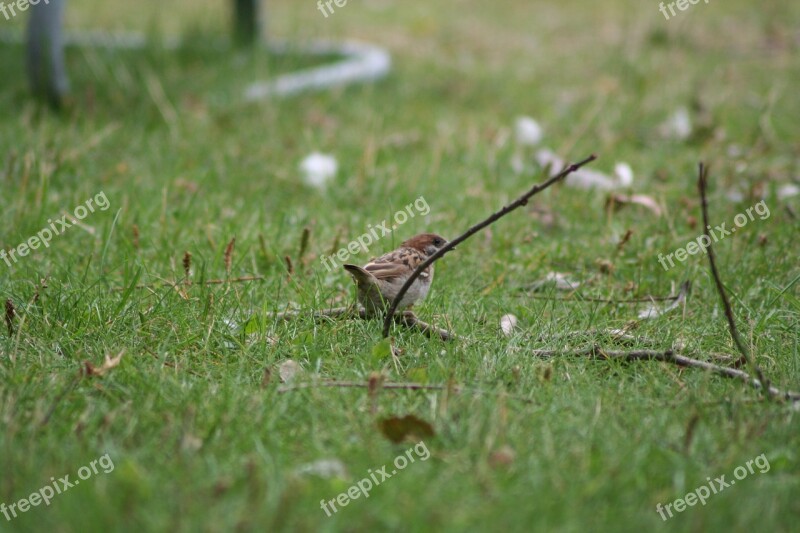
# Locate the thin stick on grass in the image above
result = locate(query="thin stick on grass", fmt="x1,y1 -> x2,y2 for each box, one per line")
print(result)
531,347 -> 800,401
698,163 -> 774,400
277,380 -> 454,393
276,379 -> 534,403
112,275 -> 265,291
512,293 -> 681,303
398,311 -> 458,341
382,153 -> 598,337
272,307 -> 456,341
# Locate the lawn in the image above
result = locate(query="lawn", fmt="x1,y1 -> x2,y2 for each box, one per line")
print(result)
1,0 -> 799,531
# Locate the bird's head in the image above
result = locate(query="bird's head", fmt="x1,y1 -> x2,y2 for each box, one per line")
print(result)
402,233 -> 449,257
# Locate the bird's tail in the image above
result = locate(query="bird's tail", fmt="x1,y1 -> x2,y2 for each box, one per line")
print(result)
343,264 -> 373,287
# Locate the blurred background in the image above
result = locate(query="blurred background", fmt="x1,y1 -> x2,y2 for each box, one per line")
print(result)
1,1 -> 799,531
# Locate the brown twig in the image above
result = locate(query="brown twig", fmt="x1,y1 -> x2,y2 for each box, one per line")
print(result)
272,306 -> 354,320
398,311 -> 458,341
698,163 -> 773,399
382,153 -> 598,337
512,292 -> 680,303
201,276 -> 264,286
111,275 -> 264,291
276,379 -> 534,404
270,307 -> 457,341
531,347 -> 800,401
277,380 -> 456,393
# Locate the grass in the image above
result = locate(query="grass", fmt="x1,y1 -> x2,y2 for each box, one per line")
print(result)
1,0 -> 799,531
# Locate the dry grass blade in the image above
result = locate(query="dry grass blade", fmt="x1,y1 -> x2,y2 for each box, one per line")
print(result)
183,251 -> 192,281
4,298 -> 15,336
224,238 -> 236,275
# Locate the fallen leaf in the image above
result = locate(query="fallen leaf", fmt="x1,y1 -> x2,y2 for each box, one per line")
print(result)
614,162 -> 634,187
616,229 -> 633,251
606,194 -> 662,217
181,433 -> 203,452
300,152 -> 338,189
778,184 -> 799,200
174,178 -> 199,194
295,458 -> 348,479
539,149 -> 636,190
596,259 -> 615,274
638,281 -> 691,320
514,116 -> 543,146
500,314 -> 518,337
726,188 -> 745,203
488,445 -> 516,468
83,351 -> 124,377
660,107 -> 692,140
5,299 -> 15,336
529,272 -> 581,292
278,359 -> 302,383
378,415 -> 435,444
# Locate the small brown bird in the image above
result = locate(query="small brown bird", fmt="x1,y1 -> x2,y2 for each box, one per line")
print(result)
344,233 -> 448,318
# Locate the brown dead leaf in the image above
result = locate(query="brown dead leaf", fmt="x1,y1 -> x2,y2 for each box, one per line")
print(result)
83,351 -> 124,377
5,299 -> 15,336
181,433 -> 203,452
606,194 -> 662,217
183,251 -> 192,279
616,229 -> 633,252
488,445 -> 516,468
175,178 -> 199,194
378,414 -> 435,444
224,238 -> 235,274
278,360 -> 302,383
596,259 -> 615,274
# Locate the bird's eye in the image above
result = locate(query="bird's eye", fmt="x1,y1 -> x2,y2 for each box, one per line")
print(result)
434,238 -> 443,246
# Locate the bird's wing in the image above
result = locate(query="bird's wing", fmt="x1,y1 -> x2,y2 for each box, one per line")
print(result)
361,248 -> 426,281
363,260 -> 410,281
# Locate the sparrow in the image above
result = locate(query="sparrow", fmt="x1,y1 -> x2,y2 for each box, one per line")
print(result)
344,233 -> 448,318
